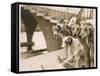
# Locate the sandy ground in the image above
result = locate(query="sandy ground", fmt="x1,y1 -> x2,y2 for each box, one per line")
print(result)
19,48 -> 67,71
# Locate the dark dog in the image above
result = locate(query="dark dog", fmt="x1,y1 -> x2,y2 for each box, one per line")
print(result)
79,23 -> 94,67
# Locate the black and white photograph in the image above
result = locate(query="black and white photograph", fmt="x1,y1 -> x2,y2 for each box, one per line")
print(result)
17,3 -> 97,72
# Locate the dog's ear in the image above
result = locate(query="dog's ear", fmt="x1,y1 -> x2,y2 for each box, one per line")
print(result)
58,25 -> 61,29
57,25 -> 61,32
89,25 -> 94,34
87,24 -> 94,39
68,37 -> 72,44
65,36 -> 72,44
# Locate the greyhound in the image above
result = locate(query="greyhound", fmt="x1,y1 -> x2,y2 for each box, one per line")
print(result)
79,23 -> 94,67
57,36 -> 85,68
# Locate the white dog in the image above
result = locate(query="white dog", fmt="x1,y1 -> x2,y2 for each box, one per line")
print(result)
71,23 -> 81,37
67,16 -> 81,37
61,36 -> 85,68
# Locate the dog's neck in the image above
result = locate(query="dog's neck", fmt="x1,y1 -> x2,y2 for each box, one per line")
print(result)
81,36 -> 89,48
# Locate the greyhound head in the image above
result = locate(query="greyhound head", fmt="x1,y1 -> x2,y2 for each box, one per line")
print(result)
79,23 -> 94,39
71,23 -> 81,37
52,25 -> 61,36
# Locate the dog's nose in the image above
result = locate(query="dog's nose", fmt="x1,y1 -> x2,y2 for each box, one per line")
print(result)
73,33 -> 77,37
79,32 -> 84,39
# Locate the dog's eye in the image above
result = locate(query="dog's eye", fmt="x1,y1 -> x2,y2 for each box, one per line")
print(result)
77,28 -> 79,30
77,28 -> 81,31
84,28 -> 87,31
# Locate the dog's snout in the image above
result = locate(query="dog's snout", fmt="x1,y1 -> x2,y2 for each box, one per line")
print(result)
79,31 -> 82,36
68,36 -> 72,41
78,32 -> 81,38
73,33 -> 76,37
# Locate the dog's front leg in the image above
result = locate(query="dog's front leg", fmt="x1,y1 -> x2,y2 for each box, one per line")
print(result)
75,55 -> 80,68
